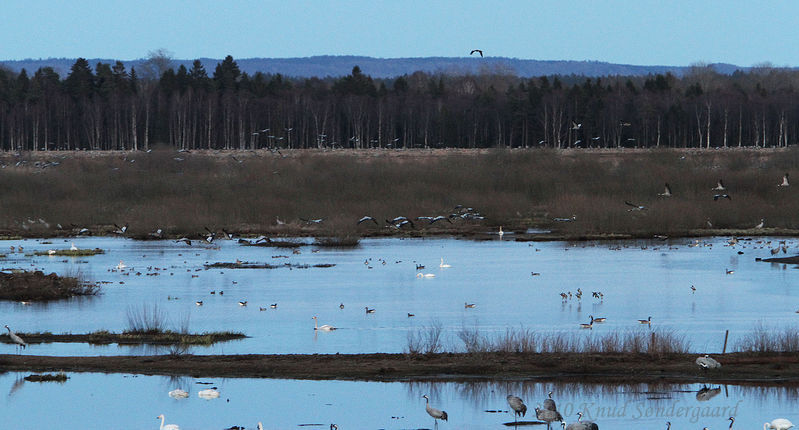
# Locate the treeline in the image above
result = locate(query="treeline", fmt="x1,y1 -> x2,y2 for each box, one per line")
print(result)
1,55 -> 799,151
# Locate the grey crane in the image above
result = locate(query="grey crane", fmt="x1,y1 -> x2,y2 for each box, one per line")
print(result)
4,325 -> 26,353
696,354 -> 721,370
507,395 -> 526,422
561,412 -> 599,430
537,405 -> 563,429
543,391 -> 557,411
422,394 -> 448,427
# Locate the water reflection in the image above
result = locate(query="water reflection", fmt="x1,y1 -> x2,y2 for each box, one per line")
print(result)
2,372 -> 798,430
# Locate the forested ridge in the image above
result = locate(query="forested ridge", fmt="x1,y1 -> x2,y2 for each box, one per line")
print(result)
1,54 -> 799,151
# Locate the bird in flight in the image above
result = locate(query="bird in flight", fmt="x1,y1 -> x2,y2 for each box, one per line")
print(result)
713,194 -> 731,201
625,201 -> 647,211
658,183 -> 673,197
470,49 -> 483,57
779,172 -> 790,187
712,179 -> 726,191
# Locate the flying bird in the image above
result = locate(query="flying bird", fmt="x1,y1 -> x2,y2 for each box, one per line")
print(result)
470,49 -> 483,57
658,183 -> 672,197
625,201 -> 647,211
712,179 -> 726,191
357,216 -> 378,225
755,218 -> 765,229
779,173 -> 790,187
713,194 -> 731,201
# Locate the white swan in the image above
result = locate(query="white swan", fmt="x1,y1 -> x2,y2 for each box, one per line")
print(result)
198,388 -> 220,399
157,414 -> 180,430
168,388 -> 189,399
764,418 -> 794,430
439,258 -> 451,268
313,316 -> 336,331
499,226 -> 504,239
70,242 -> 78,251
416,273 -> 436,278
116,260 -> 126,270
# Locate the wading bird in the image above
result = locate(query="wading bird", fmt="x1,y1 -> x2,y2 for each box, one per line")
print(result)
312,316 -> 336,331
470,49 -> 483,57
4,325 -> 26,353
422,394 -> 448,427
543,391 -> 557,412
157,414 -> 180,430
562,412 -> 599,430
536,406 -> 563,429
507,395 -> 527,422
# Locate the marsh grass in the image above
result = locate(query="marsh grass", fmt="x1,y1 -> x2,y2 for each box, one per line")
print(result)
734,323 -> 799,353
454,326 -> 691,355
125,303 -> 168,334
1,148 -> 798,237
406,320 -> 445,355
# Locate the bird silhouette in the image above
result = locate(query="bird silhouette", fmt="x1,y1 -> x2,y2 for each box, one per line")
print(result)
470,49 -> 483,57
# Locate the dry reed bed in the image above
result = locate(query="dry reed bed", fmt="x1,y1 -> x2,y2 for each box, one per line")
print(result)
1,148 -> 799,238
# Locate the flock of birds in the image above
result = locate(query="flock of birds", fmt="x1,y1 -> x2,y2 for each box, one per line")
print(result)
623,174 -> 791,230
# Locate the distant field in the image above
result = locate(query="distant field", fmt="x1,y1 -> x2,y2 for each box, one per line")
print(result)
1,147 -> 798,239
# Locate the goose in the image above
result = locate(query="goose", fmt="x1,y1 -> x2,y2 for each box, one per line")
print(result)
270,303 -> 277,309
755,218 -> 765,229
168,389 -> 189,399
726,268 -> 734,275
300,217 -> 325,224
469,49 -> 483,57
713,193 -> 732,200
658,183 -> 673,197
695,354 -> 721,370
47,249 -> 56,255
357,216 -> 378,225
113,223 -> 128,235
238,301 -> 248,306
149,228 -> 163,238
625,201 -> 647,211
464,302 -> 476,308
312,316 -> 336,331
221,229 -> 235,240
70,242 -> 78,251
554,215 -> 577,222
157,414 -> 180,430
422,394 -> 448,426
407,313 -> 415,317
429,215 -> 451,225
275,216 -> 286,225
763,418 -> 794,429
779,173 -> 790,187
439,258 -> 451,268
339,303 -> 345,309
691,285 -> 696,293
204,227 -> 217,243
713,179 -> 726,191
195,301 -> 203,306
175,237 -> 192,246
638,316 -> 652,324
507,395 -> 527,422
590,315 -> 606,323
579,318 -> 593,329
571,121 -> 582,130
365,307 -> 375,314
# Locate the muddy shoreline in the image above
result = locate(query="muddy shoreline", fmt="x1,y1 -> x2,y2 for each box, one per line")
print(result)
2,352 -> 799,386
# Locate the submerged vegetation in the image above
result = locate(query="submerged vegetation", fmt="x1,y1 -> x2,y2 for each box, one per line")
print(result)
0,270 -> 97,301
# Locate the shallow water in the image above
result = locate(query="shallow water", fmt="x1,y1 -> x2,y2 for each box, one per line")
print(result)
1,371 -> 796,430
1,235 -> 798,356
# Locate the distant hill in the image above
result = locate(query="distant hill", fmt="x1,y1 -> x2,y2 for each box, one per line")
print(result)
0,55 -> 748,79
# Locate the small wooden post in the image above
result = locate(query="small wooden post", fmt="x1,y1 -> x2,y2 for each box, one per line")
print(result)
722,329 -> 729,354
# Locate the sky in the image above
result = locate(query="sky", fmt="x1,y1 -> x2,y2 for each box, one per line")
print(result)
2,0 -> 799,67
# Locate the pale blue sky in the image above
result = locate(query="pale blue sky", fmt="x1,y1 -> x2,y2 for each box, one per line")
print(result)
2,0 -> 797,66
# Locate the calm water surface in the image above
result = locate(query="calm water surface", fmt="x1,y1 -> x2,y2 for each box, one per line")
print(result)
1,235 -> 798,355
1,372 -> 796,430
